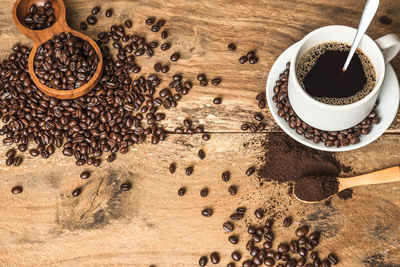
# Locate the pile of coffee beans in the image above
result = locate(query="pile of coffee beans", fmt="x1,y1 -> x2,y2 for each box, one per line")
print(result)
5,149 -> 22,166
1,14 -> 191,167
239,51 -> 259,64
23,1 -> 56,30
174,118 -> 205,134
199,212 -> 339,266
33,32 -> 99,90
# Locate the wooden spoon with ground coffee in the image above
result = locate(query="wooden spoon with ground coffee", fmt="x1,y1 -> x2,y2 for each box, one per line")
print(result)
294,166 -> 400,203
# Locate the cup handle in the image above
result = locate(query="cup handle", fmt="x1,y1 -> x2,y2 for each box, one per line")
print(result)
375,34 -> 400,64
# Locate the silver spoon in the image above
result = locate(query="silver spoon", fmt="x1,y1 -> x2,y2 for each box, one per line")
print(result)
342,0 -> 380,72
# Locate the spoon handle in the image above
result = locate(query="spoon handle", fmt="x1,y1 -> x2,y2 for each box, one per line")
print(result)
339,166 -> 400,190
342,0 -> 380,71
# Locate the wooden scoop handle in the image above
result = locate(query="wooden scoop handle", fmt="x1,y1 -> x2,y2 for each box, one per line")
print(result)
338,166 -> 400,190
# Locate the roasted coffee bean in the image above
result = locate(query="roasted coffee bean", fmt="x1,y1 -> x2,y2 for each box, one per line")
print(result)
105,8 -> 113,17
379,15 -> 392,25
185,166 -> 193,176
298,236 -> 308,245
161,30 -> 168,39
107,153 -> 116,162
120,182 -> 132,191
184,118 -> 192,127
228,43 -> 236,51
222,171 -> 230,182
178,187 -> 186,196
289,240 -> 299,253
227,263 -> 235,267
11,185 -> 23,194
263,241 -> 272,249
296,225 -> 309,236
275,252 -> 282,260
228,235 -> 239,244
72,187 -> 82,197
80,171 -> 91,179
305,241 -> 314,251
170,53 -> 180,61
29,149 -> 40,157
265,219 -> 274,227
264,257 -> 275,266
91,6 -> 100,15
124,19 -> 133,28
281,254 -> 290,262
254,113 -> 264,121
202,134 -> 211,141
321,259 -> 331,267
86,16 -> 97,25
299,247 -> 308,257
297,257 -> 306,266
210,252 -> 220,264
254,209 -> 264,219
252,234 -> 262,243
199,256 -> 208,266
249,57 -> 258,64
211,78 -> 221,86
310,251 -> 318,260
232,251 -> 241,261
230,212 -> 243,221
161,65 -> 169,73
309,232 -> 320,241
6,149 -> 16,158
200,187 -> 209,197
13,157 -> 22,166
23,1 -> 56,30
239,56 -> 248,64
264,233 -> 274,242
228,185 -> 237,195
283,216 -> 292,227
202,208 -> 213,217
223,221 -> 234,232
242,260 -> 253,267
80,22 -> 88,30
246,166 -> 256,176
213,97 -> 222,104
145,17 -> 155,25
169,163 -> 176,173
161,43 -> 171,50
327,253 -> 338,265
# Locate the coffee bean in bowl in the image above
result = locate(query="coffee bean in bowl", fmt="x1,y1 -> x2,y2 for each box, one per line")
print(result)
33,32 -> 99,90
23,1 -> 56,30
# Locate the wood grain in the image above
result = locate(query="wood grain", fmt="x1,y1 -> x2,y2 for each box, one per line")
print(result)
0,0 -> 399,132
0,0 -> 400,266
0,133 -> 400,266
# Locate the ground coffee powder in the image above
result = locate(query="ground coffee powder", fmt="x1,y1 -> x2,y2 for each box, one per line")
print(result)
257,133 -> 353,200
294,175 -> 339,202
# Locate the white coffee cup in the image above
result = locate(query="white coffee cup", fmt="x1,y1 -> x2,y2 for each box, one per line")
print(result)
288,25 -> 400,131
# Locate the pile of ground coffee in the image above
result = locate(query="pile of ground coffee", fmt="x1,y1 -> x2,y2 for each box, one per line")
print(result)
294,175 -> 339,202
257,133 -> 353,200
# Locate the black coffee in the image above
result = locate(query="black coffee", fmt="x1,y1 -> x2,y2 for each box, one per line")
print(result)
296,42 -> 376,105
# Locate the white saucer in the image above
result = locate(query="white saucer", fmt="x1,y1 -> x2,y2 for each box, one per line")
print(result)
266,43 -> 400,152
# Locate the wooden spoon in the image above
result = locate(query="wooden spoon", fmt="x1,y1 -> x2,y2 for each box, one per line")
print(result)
12,0 -> 103,99
295,166 -> 400,203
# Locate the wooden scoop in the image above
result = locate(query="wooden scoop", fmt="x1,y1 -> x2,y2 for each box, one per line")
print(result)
12,0 -> 103,99
295,166 -> 400,203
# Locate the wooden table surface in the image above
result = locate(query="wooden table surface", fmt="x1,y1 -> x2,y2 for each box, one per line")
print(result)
1,0 -> 400,266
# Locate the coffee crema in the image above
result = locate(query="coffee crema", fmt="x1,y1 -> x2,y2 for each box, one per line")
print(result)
296,42 -> 376,105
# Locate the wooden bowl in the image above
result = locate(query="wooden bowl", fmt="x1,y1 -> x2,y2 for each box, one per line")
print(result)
12,0 -> 103,99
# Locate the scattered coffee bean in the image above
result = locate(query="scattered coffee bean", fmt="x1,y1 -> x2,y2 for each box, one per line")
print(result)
161,30 -> 168,39
202,134 -> 211,141
254,113 -> 264,121
254,209 -> 264,219
245,166 -> 256,176
178,187 -> 186,196
202,208 -> 213,217
198,149 -> 206,160
211,78 -> 221,86
124,19 -> 133,28
283,216 -> 292,227
170,53 -> 180,61
11,185 -> 23,194
228,43 -> 236,51
13,157 -> 22,166
105,8 -> 113,17
327,253 -> 339,265
169,163 -> 176,174
228,185 -> 237,195
185,166 -> 193,176
145,17 -> 155,25
86,16 -> 97,25
6,149 -> 16,158
222,171 -> 230,182
210,252 -> 220,264
249,57 -> 258,64
107,153 -> 116,162
264,257 -> 275,266
72,187 -> 82,197
213,97 -> 222,104
92,6 -> 100,15
228,235 -> 239,244
223,221 -> 234,232
161,43 -> 171,50
199,256 -> 208,266
296,225 -> 309,236
80,22 -> 88,30
239,56 -> 248,64
80,171 -> 91,179
120,182 -> 132,191
200,187 -> 209,197
232,251 -> 241,261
